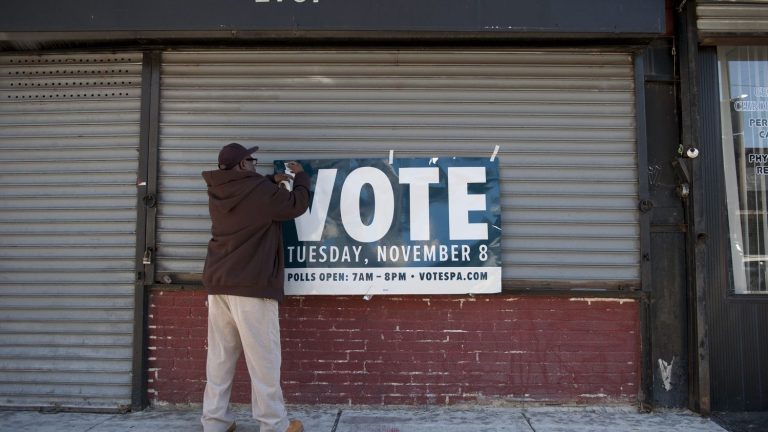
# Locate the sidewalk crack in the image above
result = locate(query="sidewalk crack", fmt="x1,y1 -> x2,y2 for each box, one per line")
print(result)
330,408 -> 343,432
521,412 -> 536,432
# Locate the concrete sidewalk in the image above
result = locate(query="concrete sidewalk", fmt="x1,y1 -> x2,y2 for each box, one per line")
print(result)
0,405 -> 728,432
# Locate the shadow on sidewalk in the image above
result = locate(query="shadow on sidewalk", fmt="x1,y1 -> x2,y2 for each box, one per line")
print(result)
713,412 -> 768,432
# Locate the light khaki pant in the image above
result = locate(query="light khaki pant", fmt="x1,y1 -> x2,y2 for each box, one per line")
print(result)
201,295 -> 289,432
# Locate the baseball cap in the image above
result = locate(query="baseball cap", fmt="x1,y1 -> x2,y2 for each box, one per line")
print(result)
218,142 -> 259,170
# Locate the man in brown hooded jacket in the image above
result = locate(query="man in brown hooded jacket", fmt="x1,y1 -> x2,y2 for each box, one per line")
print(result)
200,143 -> 309,432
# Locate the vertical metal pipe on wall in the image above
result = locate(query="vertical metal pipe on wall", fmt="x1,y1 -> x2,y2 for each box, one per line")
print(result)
633,50 -> 654,411
676,0 -> 712,415
132,51 -> 162,411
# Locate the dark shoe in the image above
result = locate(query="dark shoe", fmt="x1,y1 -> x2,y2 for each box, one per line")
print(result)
285,419 -> 304,432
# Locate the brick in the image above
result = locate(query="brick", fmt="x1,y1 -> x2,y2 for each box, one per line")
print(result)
452,321 -> 496,332
585,362 -> 638,374
378,373 -> 418,385
462,361 -> 511,374
281,359 -> 302,371
294,318 -> 339,330
422,384 -> 461,395
447,309 -> 509,322
173,358 -> 206,371
281,339 -> 301,351
459,341 -> 516,353
447,352 -> 480,363
557,336 -> 638,350
338,383 -> 398,396
330,361 -> 367,373
363,339 -> 399,353
346,351 -> 384,362
188,351 -> 208,362
382,395 -> 418,405
146,358 -> 173,369
291,339 -> 329,352
282,371 -> 315,383
355,361 -> 400,375
281,329 -> 323,340
149,294 -> 177,307
349,394 -> 385,405
189,307 -> 209,318
573,373 -> 636,386
168,337 -> 197,349
408,373 -> 448,385
174,296 -> 208,307
304,393 -> 353,405
297,361 -> 334,372
154,347 -> 188,358
154,327 -> 191,338
162,306 -> 193,318
395,341 -> 445,353
289,350 -> 349,362
331,340 -> 366,351
312,371 -> 355,385
153,316 -> 191,327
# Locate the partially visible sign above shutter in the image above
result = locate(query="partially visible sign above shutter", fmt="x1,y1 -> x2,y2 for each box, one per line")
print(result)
698,0 -> 768,42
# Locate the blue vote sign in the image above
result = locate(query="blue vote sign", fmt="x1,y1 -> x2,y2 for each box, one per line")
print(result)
274,157 -> 502,295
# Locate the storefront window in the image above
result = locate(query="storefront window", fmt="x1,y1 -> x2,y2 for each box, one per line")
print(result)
720,46 -> 768,294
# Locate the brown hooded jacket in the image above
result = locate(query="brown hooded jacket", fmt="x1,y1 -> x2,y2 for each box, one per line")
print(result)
201,169 -> 310,302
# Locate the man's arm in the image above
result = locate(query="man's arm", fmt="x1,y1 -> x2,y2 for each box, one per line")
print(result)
269,163 -> 310,221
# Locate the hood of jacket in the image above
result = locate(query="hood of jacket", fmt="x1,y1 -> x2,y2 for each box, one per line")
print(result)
202,169 -> 262,213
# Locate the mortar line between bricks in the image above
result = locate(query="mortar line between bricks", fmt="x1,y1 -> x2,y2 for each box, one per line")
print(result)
330,408 -> 343,432
521,412 -> 536,432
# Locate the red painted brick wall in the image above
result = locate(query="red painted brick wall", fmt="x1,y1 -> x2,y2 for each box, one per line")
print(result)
147,290 -> 639,405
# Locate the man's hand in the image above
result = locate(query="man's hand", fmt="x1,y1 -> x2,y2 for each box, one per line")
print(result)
285,161 -> 304,174
273,173 -> 291,183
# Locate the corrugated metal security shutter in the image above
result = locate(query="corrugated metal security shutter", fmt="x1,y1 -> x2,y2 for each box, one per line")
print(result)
0,53 -> 142,409
698,0 -> 768,36
157,50 -> 638,285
